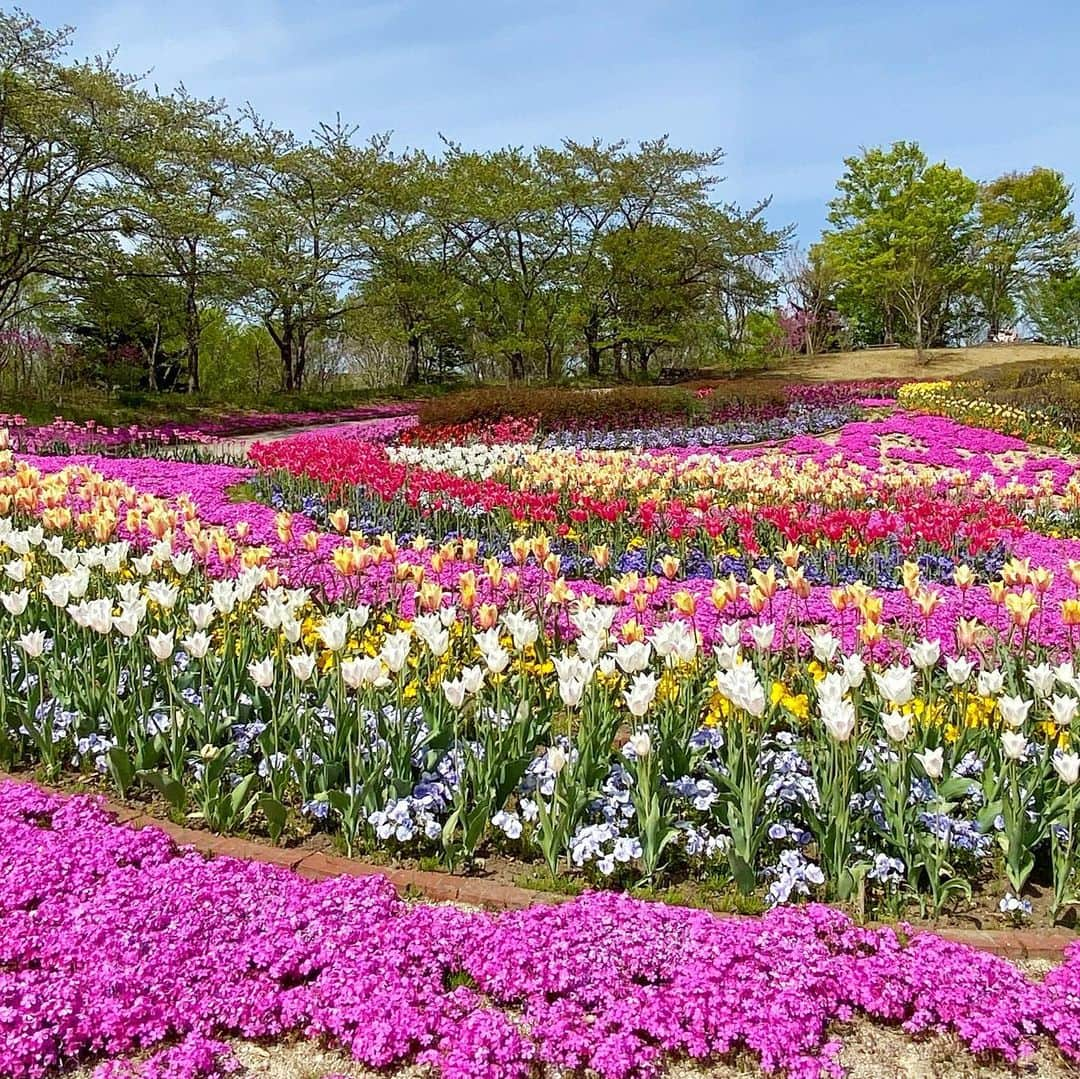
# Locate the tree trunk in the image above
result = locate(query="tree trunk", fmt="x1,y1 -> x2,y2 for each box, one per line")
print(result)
271,308 -> 296,391
508,350 -> 526,381
584,311 -> 602,377
913,307 -> 928,365
184,277 -> 200,393
147,320 -> 161,392
295,329 -> 308,391
404,333 -> 422,385
613,340 -> 624,380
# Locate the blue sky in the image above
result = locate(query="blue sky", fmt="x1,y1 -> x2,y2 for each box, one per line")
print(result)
34,0 -> 1080,243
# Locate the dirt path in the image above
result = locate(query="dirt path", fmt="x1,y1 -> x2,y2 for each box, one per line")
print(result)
199,417 -> 413,460
782,342 -> 1080,382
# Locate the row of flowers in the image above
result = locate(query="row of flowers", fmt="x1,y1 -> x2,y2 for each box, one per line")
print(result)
8,779 -> 1080,1079
897,379 -> 1080,452
0,402 -> 417,457
3,498 -> 1080,914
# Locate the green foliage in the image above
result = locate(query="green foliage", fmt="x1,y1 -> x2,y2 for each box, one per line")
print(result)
1024,274 -> 1080,347
816,143 -> 979,360
0,10 -> 1075,399
975,168 -> 1076,336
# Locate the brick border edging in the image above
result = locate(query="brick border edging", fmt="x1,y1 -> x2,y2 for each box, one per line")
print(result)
2,773 -> 1075,958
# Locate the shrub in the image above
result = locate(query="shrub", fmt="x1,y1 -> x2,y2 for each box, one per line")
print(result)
417,383 -> 788,433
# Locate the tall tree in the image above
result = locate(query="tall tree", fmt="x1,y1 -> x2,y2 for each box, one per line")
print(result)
119,91 -> 241,391
230,117 -> 382,390
0,11 -> 154,329
1024,272 -> 1080,347
975,168 -> 1076,336
360,150 -> 464,385
434,145 -> 573,381
817,142 -> 978,358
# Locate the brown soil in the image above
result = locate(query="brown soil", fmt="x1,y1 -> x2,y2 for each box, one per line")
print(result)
780,342 -> 1080,383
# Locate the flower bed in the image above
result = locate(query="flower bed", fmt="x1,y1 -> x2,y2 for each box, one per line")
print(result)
0,402 -> 418,457
3,778 -> 1080,1079
5,400 -> 1080,925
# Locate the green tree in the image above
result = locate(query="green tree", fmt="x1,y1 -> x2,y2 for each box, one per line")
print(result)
818,142 -> 978,360
229,117 -> 381,390
1024,273 -> 1080,346
0,10 -> 155,329
359,150 -> 465,385
976,168 -> 1076,337
119,91 -> 242,391
434,145 -> 574,381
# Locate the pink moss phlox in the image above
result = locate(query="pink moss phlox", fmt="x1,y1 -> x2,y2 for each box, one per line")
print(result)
2,781 -> 1080,1079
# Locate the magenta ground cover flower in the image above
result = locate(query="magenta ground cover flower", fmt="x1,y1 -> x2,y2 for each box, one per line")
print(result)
1,778 -> 1079,1079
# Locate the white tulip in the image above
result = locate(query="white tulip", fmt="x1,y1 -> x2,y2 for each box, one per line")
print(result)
287,652 -> 316,681
317,614 -> 350,652
3,559 -> 26,583
171,551 -> 194,577
1,589 -> 28,615
915,746 -> 944,780
182,631 -> 212,660
112,610 -> 141,638
381,631 -> 412,673
502,611 -> 538,651
461,665 -> 485,694
1024,663 -> 1057,699
558,677 -> 587,709
1049,694 -> 1078,728
945,656 -> 976,685
841,652 -> 866,689
615,640 -> 652,674
810,630 -> 840,664
977,669 -> 1005,697
546,746 -> 569,774
132,554 -> 155,577
41,576 -> 70,608
998,694 -> 1032,729
442,677 -> 467,709
248,657 -> 275,689
17,630 -> 47,659
716,664 -> 767,718
821,699 -> 856,742
907,638 -> 941,670
1002,731 -> 1028,761
627,731 -> 652,758
147,581 -> 179,612
1056,662 -> 1080,695
624,672 -> 659,717
116,582 -> 141,606
425,629 -> 450,658
1053,752 -> 1080,785
881,709 -> 911,742
482,645 -> 511,675
749,622 -> 776,650
85,599 -> 113,635
720,620 -> 742,648
211,580 -> 236,615
148,631 -> 174,662
874,665 -> 915,706
577,633 -> 604,664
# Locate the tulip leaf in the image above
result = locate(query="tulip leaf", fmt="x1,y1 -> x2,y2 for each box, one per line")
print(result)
258,796 -> 288,843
